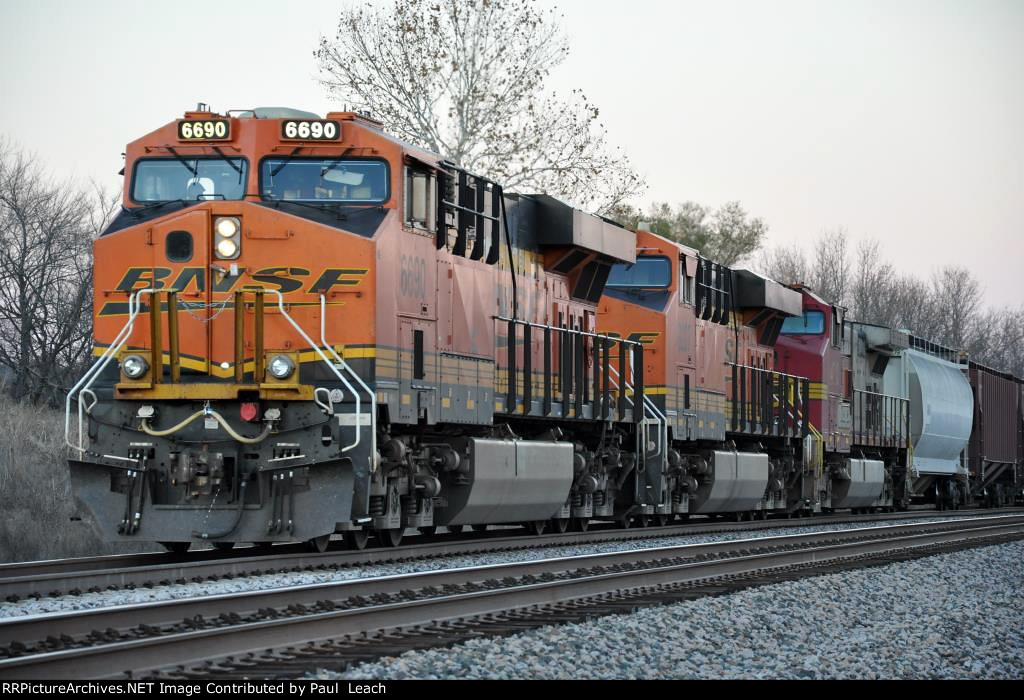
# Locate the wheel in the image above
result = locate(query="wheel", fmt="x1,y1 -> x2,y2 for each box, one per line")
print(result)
472,523 -> 488,533
636,514 -> 651,528
160,541 -> 190,554
417,526 -> 437,537
524,520 -> 546,536
447,524 -> 464,535
378,527 -> 404,547
573,517 -> 590,532
212,542 -> 234,552
306,534 -> 331,553
733,511 -> 744,522
616,517 -> 633,529
656,515 -> 670,527
344,530 -> 370,550
551,518 -> 570,533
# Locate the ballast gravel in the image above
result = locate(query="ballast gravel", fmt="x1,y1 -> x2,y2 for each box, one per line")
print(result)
0,514 -> 1008,619
329,540 -> 1024,680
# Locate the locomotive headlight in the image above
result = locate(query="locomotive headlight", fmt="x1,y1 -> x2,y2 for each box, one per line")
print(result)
122,354 -> 149,379
268,354 -> 295,380
215,217 -> 239,238
216,238 -> 239,258
213,216 -> 241,259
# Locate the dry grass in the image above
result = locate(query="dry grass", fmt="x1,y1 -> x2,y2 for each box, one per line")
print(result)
0,399 -> 147,563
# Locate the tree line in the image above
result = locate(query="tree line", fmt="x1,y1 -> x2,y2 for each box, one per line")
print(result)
0,140 -> 117,405
758,230 -> 1024,377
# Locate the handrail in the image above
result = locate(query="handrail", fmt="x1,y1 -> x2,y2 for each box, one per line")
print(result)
263,290 -> 369,456
493,316 -> 643,346
627,350 -> 667,461
730,362 -> 807,382
65,288 -> 375,465
65,288 -> 157,453
319,295 -> 377,468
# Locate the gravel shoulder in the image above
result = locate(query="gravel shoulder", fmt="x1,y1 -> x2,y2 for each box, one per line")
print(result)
330,540 -> 1024,680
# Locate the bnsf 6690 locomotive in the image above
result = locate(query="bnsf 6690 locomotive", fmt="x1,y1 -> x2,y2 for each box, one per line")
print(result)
66,107 -> 1023,553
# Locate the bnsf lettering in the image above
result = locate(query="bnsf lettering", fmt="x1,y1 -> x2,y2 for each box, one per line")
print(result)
245,267 -> 309,294
113,267 -> 362,295
115,267 -> 173,292
309,268 -> 368,293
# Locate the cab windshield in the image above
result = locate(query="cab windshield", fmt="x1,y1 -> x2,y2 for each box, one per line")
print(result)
781,310 -> 826,335
260,158 -> 388,203
606,256 -> 671,289
132,157 -> 247,202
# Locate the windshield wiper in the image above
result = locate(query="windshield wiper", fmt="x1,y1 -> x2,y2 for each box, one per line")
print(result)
164,146 -> 197,177
211,146 -> 244,183
270,147 -> 303,177
122,199 -> 192,218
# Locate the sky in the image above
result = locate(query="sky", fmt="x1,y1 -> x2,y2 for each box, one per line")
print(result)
1,0 -> 1021,305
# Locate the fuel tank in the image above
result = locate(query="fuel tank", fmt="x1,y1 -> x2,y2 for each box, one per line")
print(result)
433,437 -> 574,525
831,458 -> 885,508
689,450 -> 770,513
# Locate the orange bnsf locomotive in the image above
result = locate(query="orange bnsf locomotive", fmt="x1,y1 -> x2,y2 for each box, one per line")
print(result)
66,107 -> 1023,553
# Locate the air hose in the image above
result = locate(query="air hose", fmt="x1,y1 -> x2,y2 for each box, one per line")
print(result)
140,408 -> 273,444
192,475 -> 250,540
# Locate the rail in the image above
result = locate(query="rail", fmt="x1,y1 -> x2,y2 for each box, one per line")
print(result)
4,515 -> 1021,678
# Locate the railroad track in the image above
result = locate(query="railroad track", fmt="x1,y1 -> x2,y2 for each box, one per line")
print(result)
1,514 -> 1021,679
2,508 -> 1018,601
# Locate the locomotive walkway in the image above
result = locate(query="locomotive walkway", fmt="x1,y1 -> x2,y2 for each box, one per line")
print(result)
1,514 -> 1022,679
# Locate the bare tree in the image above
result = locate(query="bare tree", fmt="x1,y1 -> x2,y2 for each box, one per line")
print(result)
757,243 -> 809,286
759,228 -> 848,305
931,266 -> 982,350
849,239 -> 894,324
0,142 -> 116,405
808,228 -> 849,308
316,0 -> 644,214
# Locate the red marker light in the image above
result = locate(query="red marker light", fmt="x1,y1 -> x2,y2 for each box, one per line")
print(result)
240,402 -> 259,422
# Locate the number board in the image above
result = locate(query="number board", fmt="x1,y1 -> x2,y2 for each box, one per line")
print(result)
281,120 -> 340,141
177,119 -> 231,141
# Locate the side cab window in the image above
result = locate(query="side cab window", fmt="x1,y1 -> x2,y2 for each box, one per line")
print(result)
405,163 -> 435,233
679,255 -> 695,305
830,306 -> 844,349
